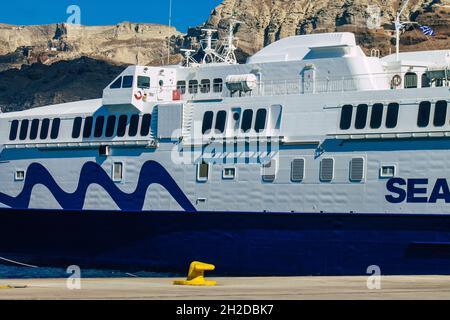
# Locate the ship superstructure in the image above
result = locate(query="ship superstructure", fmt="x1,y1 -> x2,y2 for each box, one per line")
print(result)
0,20 -> 449,275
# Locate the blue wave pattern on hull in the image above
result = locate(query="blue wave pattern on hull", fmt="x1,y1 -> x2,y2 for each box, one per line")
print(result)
0,161 -> 196,212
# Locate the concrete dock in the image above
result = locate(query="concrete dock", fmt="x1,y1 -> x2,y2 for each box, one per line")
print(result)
1,276 -> 450,299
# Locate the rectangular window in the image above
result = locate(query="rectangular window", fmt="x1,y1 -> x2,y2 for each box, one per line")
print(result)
380,165 -> 396,178
40,118 -> 50,140
83,116 -> 93,138
241,109 -> 253,133
110,77 -> 122,89
30,119 -> 39,140
140,114 -> 152,136
112,162 -> 123,182
197,162 -> 209,182
434,100 -> 447,127
202,111 -> 214,135
254,109 -> 267,133
15,170 -> 25,181
200,79 -> 211,93
291,159 -> 305,182
417,101 -> 431,128
122,75 -> 134,88
215,111 -> 227,134
129,114 -> 140,137
386,103 -> 399,129
137,76 -> 150,89
213,78 -> 223,93
72,117 -> 83,139
355,104 -> 368,130
320,158 -> 334,182
50,118 -> 61,140
9,120 -> 19,141
188,80 -> 198,94
105,115 -> 116,138
19,119 -> 29,141
262,159 -> 277,182
177,81 -> 186,94
94,116 -> 105,138
370,103 -> 384,129
223,168 -> 236,180
340,105 -> 353,130
117,115 -> 128,137
350,158 -> 365,182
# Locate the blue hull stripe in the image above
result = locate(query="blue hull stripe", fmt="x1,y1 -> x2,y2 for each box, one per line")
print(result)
0,161 -> 196,212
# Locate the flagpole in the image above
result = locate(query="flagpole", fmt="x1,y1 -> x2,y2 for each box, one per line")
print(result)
167,0 -> 173,65
396,0 -> 410,61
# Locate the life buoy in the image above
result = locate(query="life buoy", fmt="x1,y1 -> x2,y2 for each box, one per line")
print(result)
134,91 -> 143,100
391,75 -> 402,87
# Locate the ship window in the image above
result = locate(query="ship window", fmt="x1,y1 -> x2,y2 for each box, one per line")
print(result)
30,119 -> 39,140
320,158 -> 334,182
355,104 -> 368,129
215,111 -> 227,134
72,117 -> 82,139
105,115 -> 116,138
421,74 -> 431,88
404,72 -> 418,89
19,120 -> 29,141
291,158 -> 305,182
117,115 -> 128,137
262,159 -> 277,182
380,165 -> 396,178
110,77 -> 122,89
112,162 -> 123,182
370,104 -> 384,129
223,168 -> 236,180
434,101 -> 447,127
129,114 -> 140,137
83,116 -> 93,138
188,80 -> 198,94
9,120 -> 19,141
197,162 -> 209,182
386,103 -> 399,129
176,81 -> 186,94
255,109 -> 267,133
137,76 -> 150,89
40,118 -> 50,140
417,101 -> 431,128
350,158 -> 365,182
241,109 -> 253,133
15,170 -> 25,181
122,75 -> 134,89
339,105 -> 353,130
140,114 -> 152,136
50,118 -> 61,140
94,116 -> 105,138
202,111 -> 214,134
213,78 -> 223,93
200,79 -> 211,93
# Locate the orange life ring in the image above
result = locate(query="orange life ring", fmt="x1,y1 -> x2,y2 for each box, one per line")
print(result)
134,91 -> 143,100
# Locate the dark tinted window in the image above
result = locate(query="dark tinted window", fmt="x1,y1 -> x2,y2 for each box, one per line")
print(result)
241,109 -> 253,133
213,79 -> 223,93
19,120 -> 29,140
122,76 -> 133,88
117,115 -> 128,137
137,76 -> 150,89
105,115 -> 116,138
50,118 -> 60,140
177,81 -> 186,94
129,114 -> 139,137
421,74 -> 431,88
140,114 -> 152,136
417,101 -> 431,128
189,80 -> 198,94
110,77 -> 122,89
370,104 -> 384,129
40,118 -> 50,140
9,120 -> 19,141
355,104 -> 368,129
386,103 -> 399,129
215,111 -> 227,133
83,116 -> 93,138
255,109 -> 267,133
72,117 -> 82,139
202,111 -> 214,134
200,79 -> 211,93
340,105 -> 353,130
30,119 -> 39,140
434,100 -> 447,127
94,116 -> 105,138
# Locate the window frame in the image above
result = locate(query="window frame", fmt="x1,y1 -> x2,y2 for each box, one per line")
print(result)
339,105 -> 353,130
417,101 -> 431,128
202,111 -> 214,135
137,76 -> 150,89
9,120 -> 19,141
386,103 -> 399,129
291,158 -> 305,183
241,109 -> 254,133
355,104 -> 368,130
320,158 -> 334,182
72,117 -> 83,139
112,162 -> 124,182
254,109 -> 267,133
197,162 -> 209,182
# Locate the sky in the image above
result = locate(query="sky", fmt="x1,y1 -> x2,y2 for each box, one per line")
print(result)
0,0 -> 223,32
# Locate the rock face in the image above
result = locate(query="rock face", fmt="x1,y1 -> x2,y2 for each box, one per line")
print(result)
0,22 -> 182,71
191,0 -> 449,60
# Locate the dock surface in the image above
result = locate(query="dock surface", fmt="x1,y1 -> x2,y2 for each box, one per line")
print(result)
2,276 -> 450,299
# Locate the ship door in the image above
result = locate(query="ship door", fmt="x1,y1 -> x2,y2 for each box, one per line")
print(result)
301,65 -> 316,94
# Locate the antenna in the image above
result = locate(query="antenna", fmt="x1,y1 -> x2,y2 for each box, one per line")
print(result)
180,49 -> 197,67
222,18 -> 243,64
200,28 -> 219,64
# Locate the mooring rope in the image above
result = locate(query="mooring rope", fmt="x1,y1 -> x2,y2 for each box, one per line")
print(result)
0,256 -> 38,268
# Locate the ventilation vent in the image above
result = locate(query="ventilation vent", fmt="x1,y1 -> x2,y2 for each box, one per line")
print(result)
320,158 -> 334,182
262,159 -> 277,182
291,159 -> 305,182
350,158 -> 364,182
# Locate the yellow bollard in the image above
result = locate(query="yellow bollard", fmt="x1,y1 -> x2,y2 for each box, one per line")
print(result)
173,261 -> 217,286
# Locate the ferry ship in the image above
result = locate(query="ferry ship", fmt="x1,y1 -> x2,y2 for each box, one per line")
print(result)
0,15 -> 449,275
